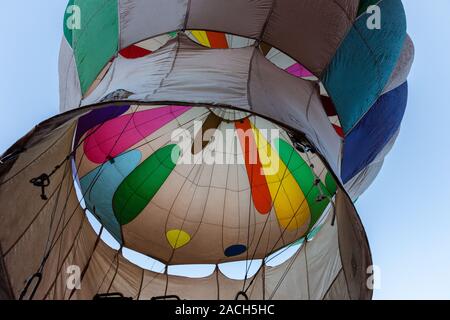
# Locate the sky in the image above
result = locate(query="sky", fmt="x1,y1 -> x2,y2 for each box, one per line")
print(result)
0,1 -> 449,299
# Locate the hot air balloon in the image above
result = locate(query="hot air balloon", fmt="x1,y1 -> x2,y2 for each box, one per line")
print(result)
0,0 -> 413,300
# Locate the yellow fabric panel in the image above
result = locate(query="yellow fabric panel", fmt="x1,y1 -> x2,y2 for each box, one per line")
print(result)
250,122 -> 310,232
191,30 -> 211,47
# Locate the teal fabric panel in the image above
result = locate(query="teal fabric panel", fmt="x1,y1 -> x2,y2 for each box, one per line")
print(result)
322,0 -> 406,134
80,150 -> 142,243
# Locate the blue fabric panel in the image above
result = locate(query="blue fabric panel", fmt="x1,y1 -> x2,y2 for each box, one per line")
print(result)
321,0 -> 406,133
342,82 -> 408,183
80,150 -> 142,243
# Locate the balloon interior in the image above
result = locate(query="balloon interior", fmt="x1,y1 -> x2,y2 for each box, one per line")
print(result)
74,104 -> 337,265
0,0 -> 413,300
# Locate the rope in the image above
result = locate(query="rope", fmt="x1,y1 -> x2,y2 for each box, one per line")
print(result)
19,272 -> 42,300
235,291 -> 249,301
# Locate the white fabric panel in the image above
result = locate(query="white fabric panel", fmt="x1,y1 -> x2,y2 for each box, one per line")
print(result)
344,129 -> 400,200
59,38 -> 82,112
137,34 -> 175,52
119,0 -> 189,49
266,48 -> 296,70
225,34 -> 255,48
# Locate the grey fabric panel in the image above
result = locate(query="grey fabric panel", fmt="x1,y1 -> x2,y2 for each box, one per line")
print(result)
139,36 -> 252,108
344,129 -> 400,200
120,0 -> 272,49
249,51 -> 342,176
118,0 -> 357,76
119,0 -> 189,49
263,0 -> 359,75
383,34 -> 415,94
187,0 -> 272,38
345,160 -> 384,201
0,121 -> 76,297
335,190 -> 373,300
99,251 -> 143,300
265,208 -> 341,300
323,269 -> 350,300
40,215 -> 96,300
0,111 -> 81,185
71,231 -> 121,300
0,116 -> 122,299
82,40 -> 179,106
0,244 -> 14,300
59,38 -> 82,113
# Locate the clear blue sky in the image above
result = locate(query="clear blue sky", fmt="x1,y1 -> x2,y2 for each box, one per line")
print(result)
0,2 -> 449,299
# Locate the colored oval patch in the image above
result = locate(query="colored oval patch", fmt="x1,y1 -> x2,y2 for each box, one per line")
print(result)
235,118 -> 272,214
166,230 -> 191,249
285,63 -> 313,78
113,144 -> 181,225
119,45 -> 152,59
84,106 -> 190,164
224,245 -> 247,257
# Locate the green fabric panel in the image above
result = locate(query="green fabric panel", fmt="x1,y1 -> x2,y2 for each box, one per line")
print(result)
325,172 -> 337,195
63,0 -> 75,46
275,139 -> 335,229
63,0 -> 119,94
113,145 -> 180,225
